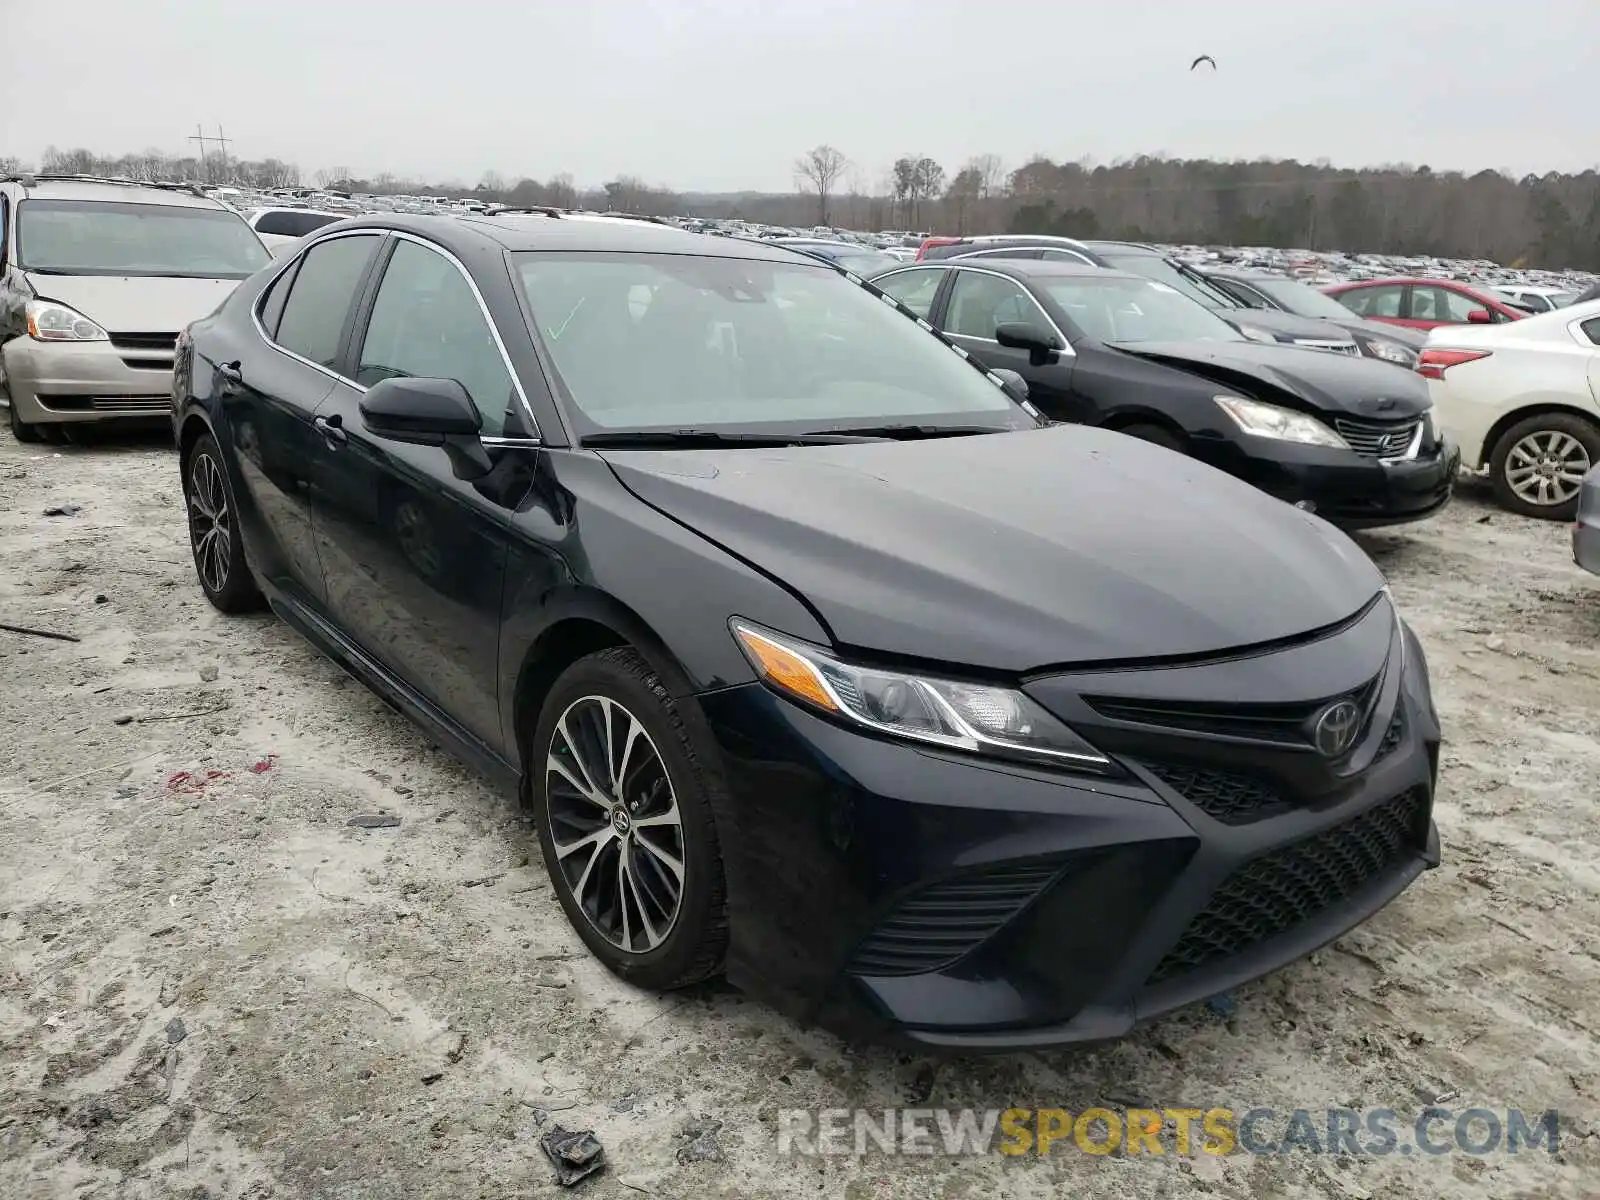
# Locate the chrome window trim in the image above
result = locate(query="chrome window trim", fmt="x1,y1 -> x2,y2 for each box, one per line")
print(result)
252,226 -> 542,442
942,265 -> 1076,357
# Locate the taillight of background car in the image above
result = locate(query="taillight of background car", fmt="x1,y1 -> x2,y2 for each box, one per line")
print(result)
1416,348 -> 1491,380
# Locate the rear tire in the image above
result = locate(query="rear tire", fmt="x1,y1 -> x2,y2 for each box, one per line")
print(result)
1116,422 -> 1185,453
182,433 -> 265,613
1488,412 -> 1600,521
529,646 -> 728,991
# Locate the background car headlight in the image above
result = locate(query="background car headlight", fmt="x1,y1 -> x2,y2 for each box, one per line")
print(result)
730,620 -> 1114,771
1361,337 -> 1418,367
1235,324 -> 1279,343
25,300 -> 108,342
1214,396 -> 1350,448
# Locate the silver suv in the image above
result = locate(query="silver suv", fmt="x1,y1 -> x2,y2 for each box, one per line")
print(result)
0,174 -> 271,441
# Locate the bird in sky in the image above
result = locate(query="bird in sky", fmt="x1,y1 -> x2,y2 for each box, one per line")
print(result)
1191,54 -> 1217,71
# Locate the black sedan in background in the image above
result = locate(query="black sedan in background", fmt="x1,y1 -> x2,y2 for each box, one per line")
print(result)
872,258 -> 1458,528
1199,268 -> 1426,367
172,214 -> 1440,1050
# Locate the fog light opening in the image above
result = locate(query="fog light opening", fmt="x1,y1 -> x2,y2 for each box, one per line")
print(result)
1295,500 -> 1317,513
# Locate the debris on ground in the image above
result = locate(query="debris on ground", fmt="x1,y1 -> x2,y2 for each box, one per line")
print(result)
165,1018 -> 187,1045
347,813 -> 401,829
1206,992 -> 1238,1018
42,503 -> 81,516
0,621 -> 81,643
166,769 -> 231,795
540,1125 -> 607,1187
675,1115 -> 726,1164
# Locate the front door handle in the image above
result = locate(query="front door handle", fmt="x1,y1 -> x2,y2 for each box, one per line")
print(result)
314,414 -> 347,446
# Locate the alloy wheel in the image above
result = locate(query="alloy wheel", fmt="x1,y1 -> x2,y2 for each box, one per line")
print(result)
544,695 -> 686,953
1504,430 -> 1592,507
188,451 -> 233,593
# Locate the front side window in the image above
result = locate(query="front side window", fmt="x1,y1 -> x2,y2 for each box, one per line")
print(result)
16,200 -> 271,278
358,240 -> 514,435
944,271 -> 1051,339
1039,277 -> 1245,344
273,235 -> 379,369
1417,286 -> 1484,323
874,268 -> 944,319
515,252 -> 1022,433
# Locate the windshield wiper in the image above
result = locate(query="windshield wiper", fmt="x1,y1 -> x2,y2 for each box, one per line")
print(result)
799,423 -> 1018,440
581,429 -> 870,449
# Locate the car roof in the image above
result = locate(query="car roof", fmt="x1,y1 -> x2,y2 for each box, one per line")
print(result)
896,258 -> 1149,284
1335,276 -> 1494,291
322,212 -> 807,262
6,176 -> 222,209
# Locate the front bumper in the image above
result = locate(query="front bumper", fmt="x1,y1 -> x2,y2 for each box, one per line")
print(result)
1575,473 -> 1600,576
698,605 -> 1440,1052
2,334 -> 176,423
1201,434 -> 1459,529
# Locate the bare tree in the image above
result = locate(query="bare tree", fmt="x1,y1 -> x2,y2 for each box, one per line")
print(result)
478,170 -> 506,194
794,145 -> 849,225
970,153 -> 1005,199
945,167 -> 983,233
547,172 -> 577,208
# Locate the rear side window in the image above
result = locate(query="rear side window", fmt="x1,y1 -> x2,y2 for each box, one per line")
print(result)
875,269 -> 944,319
256,259 -> 300,339
1581,317 -> 1600,346
273,235 -> 378,369
255,210 -> 343,238
1340,285 -> 1403,318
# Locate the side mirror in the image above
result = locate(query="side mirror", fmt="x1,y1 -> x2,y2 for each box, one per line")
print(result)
995,321 -> 1063,367
359,376 -> 492,480
1466,308 -> 1493,324
990,368 -> 1030,403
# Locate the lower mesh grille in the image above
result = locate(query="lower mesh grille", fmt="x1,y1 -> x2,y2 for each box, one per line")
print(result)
1147,787 -> 1427,985
848,861 -> 1062,977
1142,763 -> 1292,825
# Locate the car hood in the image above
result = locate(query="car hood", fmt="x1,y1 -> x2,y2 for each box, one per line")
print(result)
600,425 -> 1382,672
1223,309 -> 1356,343
1107,339 -> 1432,418
23,272 -> 243,334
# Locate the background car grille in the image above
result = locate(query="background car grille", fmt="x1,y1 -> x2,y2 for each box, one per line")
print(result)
1334,417 -> 1423,459
848,861 -> 1063,976
1141,763 -> 1293,825
1146,786 -> 1427,984
108,332 -> 180,352
1292,339 -> 1360,356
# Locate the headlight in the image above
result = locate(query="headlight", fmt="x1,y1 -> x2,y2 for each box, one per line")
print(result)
1236,324 -> 1279,343
730,620 -> 1114,772
1214,396 -> 1350,448
25,300 -> 108,342
1362,338 -> 1417,366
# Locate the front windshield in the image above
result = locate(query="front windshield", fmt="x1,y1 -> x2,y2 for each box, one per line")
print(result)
1099,254 -> 1236,310
1250,276 -> 1360,320
1039,276 -> 1246,344
515,251 -> 1028,433
18,200 -> 271,279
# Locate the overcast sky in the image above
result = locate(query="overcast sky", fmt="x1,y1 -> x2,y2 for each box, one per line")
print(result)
5,0 -> 1594,191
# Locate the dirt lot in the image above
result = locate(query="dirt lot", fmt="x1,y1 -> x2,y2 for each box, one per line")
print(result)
1,426 -> 1597,1200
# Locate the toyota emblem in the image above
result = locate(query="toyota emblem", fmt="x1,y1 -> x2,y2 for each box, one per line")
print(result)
1311,700 -> 1362,758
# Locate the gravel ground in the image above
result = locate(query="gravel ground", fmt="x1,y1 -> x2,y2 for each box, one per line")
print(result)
1,425 -> 1598,1200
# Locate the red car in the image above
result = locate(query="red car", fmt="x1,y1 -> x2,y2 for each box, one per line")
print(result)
1323,278 -> 1527,332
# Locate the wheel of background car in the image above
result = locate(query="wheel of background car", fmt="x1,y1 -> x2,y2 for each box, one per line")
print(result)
183,433 -> 266,612
1488,412 -> 1600,521
1115,422 -> 1186,453
530,646 -> 728,990
6,396 -> 42,444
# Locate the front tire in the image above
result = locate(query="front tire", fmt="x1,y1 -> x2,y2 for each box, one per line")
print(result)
1488,412 -> 1600,520
530,647 -> 728,990
1117,422 -> 1185,452
7,397 -> 43,444
183,433 -> 265,613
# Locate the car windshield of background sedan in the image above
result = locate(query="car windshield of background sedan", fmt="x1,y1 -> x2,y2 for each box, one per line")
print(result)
1098,253 -> 1235,309
1250,276 -> 1360,321
1040,277 -> 1246,344
515,252 -> 1028,432
17,200 -> 271,279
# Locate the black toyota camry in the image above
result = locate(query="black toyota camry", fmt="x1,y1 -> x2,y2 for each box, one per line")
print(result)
873,257 -> 1458,528
171,214 -> 1441,1051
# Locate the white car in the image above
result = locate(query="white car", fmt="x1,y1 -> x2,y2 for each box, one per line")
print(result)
245,207 -> 347,253
1422,300 -> 1600,518
1491,284 -> 1579,314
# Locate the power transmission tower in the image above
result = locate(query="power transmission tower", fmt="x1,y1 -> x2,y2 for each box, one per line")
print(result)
187,124 -> 234,183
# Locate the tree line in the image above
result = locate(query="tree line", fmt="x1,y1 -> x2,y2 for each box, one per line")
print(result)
7,143 -> 1600,270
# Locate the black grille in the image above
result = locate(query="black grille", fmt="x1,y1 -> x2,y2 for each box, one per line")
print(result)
1141,763 -> 1293,825
1374,711 -> 1404,762
37,394 -> 171,413
1086,674 -> 1379,748
1333,417 -> 1422,459
848,861 -> 1062,976
108,332 -> 179,352
1147,787 -> 1427,984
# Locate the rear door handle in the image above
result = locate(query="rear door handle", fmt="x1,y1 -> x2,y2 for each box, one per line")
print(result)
314,414 -> 347,446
